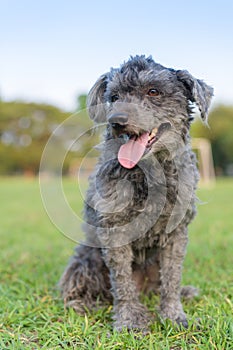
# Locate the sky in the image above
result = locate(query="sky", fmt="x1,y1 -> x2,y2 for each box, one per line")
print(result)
1,0 -> 233,111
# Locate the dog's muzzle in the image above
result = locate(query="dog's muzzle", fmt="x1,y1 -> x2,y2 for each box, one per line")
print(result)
108,115 -> 172,169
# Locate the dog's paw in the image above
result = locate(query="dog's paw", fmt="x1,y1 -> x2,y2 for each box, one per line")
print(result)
159,303 -> 188,328
64,299 -> 87,314
113,301 -> 151,332
174,315 -> 189,328
180,285 -> 199,299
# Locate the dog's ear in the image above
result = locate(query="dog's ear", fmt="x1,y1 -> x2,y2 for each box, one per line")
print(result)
176,70 -> 214,122
87,73 -> 109,123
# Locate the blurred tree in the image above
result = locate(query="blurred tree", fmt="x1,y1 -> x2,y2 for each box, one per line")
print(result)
191,105 -> 233,174
0,101 -> 70,174
0,97 -> 101,175
76,94 -> 87,111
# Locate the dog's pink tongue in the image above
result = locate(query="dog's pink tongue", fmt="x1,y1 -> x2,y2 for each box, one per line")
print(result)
118,132 -> 149,169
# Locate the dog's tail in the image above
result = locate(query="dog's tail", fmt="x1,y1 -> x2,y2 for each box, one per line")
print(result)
181,285 -> 199,299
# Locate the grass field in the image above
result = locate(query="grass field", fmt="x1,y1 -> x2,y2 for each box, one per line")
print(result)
0,177 -> 233,349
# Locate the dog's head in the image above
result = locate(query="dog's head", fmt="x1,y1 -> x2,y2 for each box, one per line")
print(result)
87,55 -> 213,168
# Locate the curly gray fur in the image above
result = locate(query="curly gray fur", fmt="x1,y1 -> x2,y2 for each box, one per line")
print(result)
59,55 -> 213,331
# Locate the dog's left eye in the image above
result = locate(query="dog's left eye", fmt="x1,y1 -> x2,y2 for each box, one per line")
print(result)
147,88 -> 160,97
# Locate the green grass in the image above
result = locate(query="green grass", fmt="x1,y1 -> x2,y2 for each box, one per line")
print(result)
0,177 -> 233,349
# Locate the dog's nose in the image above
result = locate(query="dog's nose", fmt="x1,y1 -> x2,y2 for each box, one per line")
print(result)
108,113 -> 128,127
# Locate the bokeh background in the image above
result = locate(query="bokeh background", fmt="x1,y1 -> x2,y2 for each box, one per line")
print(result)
1,0 -> 233,177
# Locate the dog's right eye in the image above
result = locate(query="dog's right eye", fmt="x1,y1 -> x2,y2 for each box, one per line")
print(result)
147,88 -> 160,97
111,95 -> 119,103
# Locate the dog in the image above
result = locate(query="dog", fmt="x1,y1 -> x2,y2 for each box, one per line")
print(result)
60,55 -> 213,331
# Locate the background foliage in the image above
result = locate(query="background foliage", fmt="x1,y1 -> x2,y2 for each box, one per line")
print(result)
191,105 -> 233,175
0,98 -> 233,175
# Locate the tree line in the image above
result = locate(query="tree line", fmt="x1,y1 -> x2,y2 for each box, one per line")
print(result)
0,97 -> 233,175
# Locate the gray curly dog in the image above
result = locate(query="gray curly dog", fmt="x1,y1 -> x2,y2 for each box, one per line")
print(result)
59,55 -> 213,331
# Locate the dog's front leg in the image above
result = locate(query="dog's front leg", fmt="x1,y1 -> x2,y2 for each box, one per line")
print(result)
159,226 -> 188,327
102,245 -> 150,331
